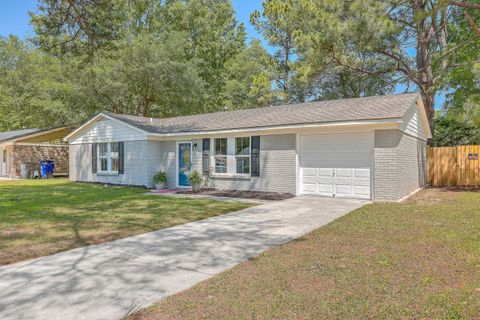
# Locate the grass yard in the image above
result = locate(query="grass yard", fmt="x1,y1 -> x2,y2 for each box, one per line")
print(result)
0,179 -> 252,266
131,189 -> 480,320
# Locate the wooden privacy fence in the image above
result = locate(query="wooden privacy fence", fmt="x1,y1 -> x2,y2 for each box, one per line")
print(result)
428,145 -> 480,187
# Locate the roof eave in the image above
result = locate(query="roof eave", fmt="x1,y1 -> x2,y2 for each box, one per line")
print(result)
145,118 -> 403,138
1,127 -> 68,144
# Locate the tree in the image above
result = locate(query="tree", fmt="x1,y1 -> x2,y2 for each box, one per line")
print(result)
79,32 -> 205,118
250,0 -> 297,103
442,0 -> 480,128
30,0 -> 125,56
293,0 -> 480,126
0,36 -> 77,130
27,0 -> 263,119
433,113 -> 480,146
223,39 -> 276,109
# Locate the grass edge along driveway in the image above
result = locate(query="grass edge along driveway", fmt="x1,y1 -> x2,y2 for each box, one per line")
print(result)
0,179 -> 253,266
130,188 -> 480,320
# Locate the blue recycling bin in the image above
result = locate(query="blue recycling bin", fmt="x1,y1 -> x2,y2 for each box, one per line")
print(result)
39,160 -> 55,178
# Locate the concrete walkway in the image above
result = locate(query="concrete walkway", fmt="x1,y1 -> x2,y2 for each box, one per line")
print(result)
0,196 -> 367,320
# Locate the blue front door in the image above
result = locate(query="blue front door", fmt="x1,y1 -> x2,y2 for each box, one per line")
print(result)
178,142 -> 192,187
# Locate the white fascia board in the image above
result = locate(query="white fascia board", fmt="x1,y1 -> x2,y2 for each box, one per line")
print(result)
416,96 -> 433,139
146,118 -> 403,140
8,127 -> 69,144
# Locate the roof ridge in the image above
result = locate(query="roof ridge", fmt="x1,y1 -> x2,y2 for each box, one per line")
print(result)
104,92 -> 419,122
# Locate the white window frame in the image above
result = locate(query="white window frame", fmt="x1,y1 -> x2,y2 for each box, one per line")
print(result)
211,136 -> 251,177
235,137 -> 251,175
213,138 -> 228,174
97,142 -> 119,174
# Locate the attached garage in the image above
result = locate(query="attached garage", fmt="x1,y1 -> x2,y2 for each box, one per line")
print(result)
299,133 -> 373,199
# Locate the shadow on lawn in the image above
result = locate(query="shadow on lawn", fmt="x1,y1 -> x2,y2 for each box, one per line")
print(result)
0,180 -> 249,266
0,204 -> 296,320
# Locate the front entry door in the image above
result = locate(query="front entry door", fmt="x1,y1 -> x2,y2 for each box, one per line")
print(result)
178,142 -> 192,187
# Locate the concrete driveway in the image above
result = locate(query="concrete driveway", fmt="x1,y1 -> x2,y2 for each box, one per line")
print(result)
0,196 -> 367,320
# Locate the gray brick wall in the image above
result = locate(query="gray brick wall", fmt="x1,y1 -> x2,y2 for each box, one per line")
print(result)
210,134 -> 297,194
374,129 -> 427,201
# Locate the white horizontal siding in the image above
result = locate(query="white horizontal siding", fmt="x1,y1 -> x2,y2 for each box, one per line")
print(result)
70,141 -> 161,187
401,104 -> 427,141
70,118 -> 147,145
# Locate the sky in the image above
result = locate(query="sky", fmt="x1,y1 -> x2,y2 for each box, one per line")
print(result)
0,1 -> 444,107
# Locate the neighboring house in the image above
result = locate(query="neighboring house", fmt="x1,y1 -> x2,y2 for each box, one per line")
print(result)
0,127 -> 71,178
65,93 -> 431,201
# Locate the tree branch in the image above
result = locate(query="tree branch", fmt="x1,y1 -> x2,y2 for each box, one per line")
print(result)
449,1 -> 480,9
464,10 -> 480,37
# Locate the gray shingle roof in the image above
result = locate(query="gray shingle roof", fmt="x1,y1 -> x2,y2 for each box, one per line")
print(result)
0,128 -> 40,143
105,93 -> 419,134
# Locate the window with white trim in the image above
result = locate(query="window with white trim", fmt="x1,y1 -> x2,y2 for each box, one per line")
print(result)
214,138 -> 227,173
211,137 -> 252,176
98,142 -> 119,173
99,143 -> 109,172
235,137 -> 250,174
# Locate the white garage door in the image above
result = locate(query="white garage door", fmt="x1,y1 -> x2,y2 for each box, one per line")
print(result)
299,133 -> 373,199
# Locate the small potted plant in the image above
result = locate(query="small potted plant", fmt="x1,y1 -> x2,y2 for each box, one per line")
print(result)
188,170 -> 203,192
153,171 -> 167,190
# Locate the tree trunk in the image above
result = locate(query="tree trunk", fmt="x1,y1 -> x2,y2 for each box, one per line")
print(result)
420,89 -> 435,129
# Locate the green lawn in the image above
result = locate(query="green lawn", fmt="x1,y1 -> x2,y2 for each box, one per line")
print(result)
131,189 -> 480,320
0,179 -> 252,266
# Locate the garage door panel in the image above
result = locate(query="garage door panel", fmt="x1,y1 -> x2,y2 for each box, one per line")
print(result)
354,185 -> 371,197
301,167 -> 316,178
318,168 -> 333,177
317,183 -> 334,195
300,182 -> 316,193
335,168 -> 352,178
354,168 -> 371,178
299,133 -> 372,200
335,184 -> 352,196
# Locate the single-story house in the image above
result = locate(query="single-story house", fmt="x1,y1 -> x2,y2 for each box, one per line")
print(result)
65,93 -> 431,201
0,127 -> 71,178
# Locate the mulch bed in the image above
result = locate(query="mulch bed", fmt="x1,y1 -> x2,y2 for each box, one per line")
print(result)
176,189 -> 294,201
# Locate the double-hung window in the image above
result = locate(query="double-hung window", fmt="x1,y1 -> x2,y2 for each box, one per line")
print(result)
214,138 -> 228,173
98,142 -> 119,173
235,137 -> 250,174
211,137 -> 252,175
99,143 -> 109,172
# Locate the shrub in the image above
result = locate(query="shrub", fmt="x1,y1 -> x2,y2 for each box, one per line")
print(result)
188,170 -> 203,191
153,171 -> 167,184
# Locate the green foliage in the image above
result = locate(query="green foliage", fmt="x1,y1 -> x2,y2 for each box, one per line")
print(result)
31,0 -> 124,56
0,0 -> 275,130
0,36 -> 78,130
432,113 -> 480,146
250,0 -> 396,103
223,39 -> 276,109
251,0 -> 298,103
153,171 -> 167,184
188,170 -> 203,186
442,2 -> 480,130
1,0 -> 479,149
81,32 -> 205,117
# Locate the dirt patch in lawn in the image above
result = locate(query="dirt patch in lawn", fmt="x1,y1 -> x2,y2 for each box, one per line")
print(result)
176,189 -> 294,201
130,189 -> 480,320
